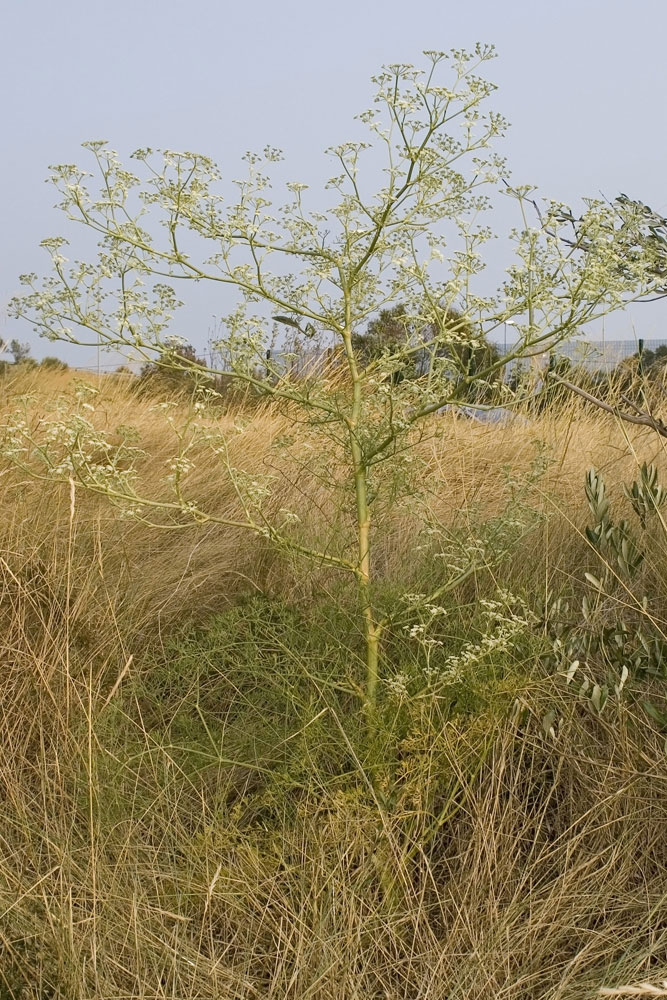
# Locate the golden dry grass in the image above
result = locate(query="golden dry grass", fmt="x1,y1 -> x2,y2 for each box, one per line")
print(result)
3,366 -> 666,624
1,368 -> 667,997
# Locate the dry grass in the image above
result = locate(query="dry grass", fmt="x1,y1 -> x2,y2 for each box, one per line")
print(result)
3,367 -> 666,623
1,368 -> 667,997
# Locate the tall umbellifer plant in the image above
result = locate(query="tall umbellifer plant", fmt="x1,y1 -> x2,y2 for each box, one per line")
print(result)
8,46 -> 663,720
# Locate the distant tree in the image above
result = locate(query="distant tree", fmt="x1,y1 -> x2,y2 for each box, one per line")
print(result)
139,339 -> 211,394
353,303 -> 500,397
352,305 -> 414,363
9,339 -> 32,364
40,356 -> 68,370
634,343 -> 667,372
638,347 -> 656,370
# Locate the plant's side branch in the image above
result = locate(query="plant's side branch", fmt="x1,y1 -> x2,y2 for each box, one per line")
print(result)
5,449 -> 357,575
377,559 -> 485,636
551,374 -> 667,438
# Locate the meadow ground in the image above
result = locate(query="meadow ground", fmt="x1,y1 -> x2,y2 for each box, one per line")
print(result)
1,368 -> 667,998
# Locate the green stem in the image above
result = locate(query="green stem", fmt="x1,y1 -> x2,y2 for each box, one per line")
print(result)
341,286 -> 381,714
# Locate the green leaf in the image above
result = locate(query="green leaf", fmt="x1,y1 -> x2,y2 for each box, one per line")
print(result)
590,684 -> 607,713
541,709 -> 558,738
642,700 -> 667,728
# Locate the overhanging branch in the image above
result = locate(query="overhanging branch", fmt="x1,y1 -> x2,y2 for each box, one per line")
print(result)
551,373 -> 667,439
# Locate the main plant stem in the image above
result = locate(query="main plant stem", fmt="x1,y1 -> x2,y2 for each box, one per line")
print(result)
356,474 -> 380,709
342,294 -> 381,714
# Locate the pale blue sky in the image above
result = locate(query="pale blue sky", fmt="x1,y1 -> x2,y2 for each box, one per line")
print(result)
2,0 -> 666,367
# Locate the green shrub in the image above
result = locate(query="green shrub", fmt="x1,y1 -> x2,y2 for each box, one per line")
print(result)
40,355 -> 68,370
